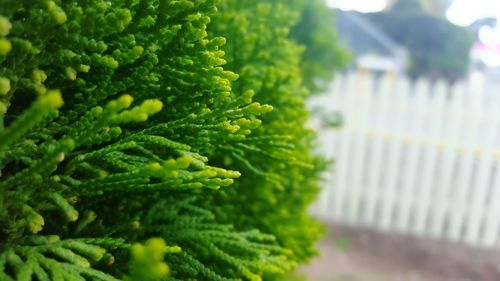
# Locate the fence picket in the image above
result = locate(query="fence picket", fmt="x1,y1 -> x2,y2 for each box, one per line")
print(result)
310,71 -> 500,247
482,154 -> 500,246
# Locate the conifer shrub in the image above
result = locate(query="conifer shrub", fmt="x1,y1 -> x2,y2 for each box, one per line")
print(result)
289,0 -> 350,92
208,0 -> 326,265
0,0 -> 337,280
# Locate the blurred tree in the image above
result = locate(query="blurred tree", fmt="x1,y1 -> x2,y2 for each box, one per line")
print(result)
389,0 -> 425,12
369,0 -> 474,82
289,0 -> 350,92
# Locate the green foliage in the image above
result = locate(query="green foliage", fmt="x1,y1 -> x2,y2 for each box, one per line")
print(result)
369,0 -> 474,81
289,0 -> 350,92
389,0 -> 425,13
208,0 -> 327,270
0,0 -> 336,280
127,238 -> 180,281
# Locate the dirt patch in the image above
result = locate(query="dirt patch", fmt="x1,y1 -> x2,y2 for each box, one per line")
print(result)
300,223 -> 500,281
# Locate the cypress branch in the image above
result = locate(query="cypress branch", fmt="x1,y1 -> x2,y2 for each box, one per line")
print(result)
0,0 -> 340,279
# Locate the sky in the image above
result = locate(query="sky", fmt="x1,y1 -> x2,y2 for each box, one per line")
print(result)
325,0 -> 387,13
326,0 -> 500,26
446,0 -> 500,26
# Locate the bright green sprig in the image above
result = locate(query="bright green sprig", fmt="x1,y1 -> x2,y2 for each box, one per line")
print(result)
0,91 -> 63,160
0,236 -> 126,281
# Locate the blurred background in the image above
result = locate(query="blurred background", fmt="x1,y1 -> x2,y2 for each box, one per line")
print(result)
302,0 -> 500,280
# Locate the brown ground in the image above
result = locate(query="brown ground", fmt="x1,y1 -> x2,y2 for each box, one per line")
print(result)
300,224 -> 500,281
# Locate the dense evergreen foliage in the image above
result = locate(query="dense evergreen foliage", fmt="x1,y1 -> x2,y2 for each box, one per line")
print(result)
0,0 -> 342,280
289,0 -> 349,92
208,0 -> 328,265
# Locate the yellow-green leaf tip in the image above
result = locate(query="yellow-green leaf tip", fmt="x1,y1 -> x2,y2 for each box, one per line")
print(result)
0,38 -> 11,56
141,99 -> 163,114
0,16 -> 12,36
118,94 -> 133,108
41,90 -> 64,109
47,1 -> 67,24
0,77 -> 10,96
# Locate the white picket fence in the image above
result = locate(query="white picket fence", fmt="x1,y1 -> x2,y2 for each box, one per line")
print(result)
309,71 -> 500,248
